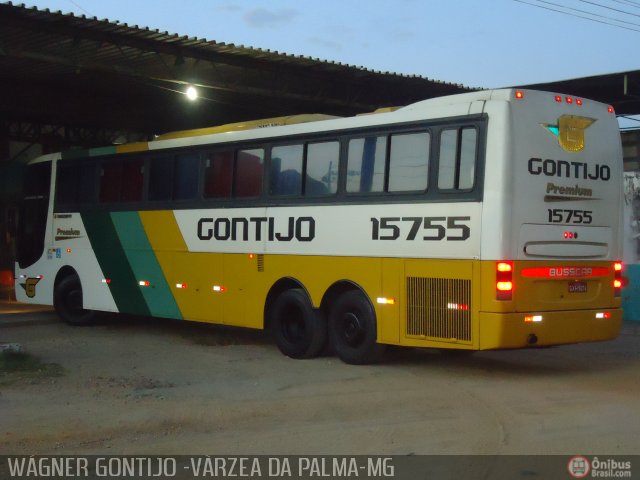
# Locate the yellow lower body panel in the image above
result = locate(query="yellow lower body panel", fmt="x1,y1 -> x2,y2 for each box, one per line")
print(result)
478,309 -> 622,350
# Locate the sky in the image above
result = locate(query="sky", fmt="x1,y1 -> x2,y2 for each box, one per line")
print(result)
18,0 -> 640,89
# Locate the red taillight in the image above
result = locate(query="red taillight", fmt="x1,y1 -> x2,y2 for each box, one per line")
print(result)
608,106 -> 615,114
614,261 -> 622,297
496,261 -> 514,300
515,91 -> 524,99
566,96 -> 573,104
555,95 -> 562,103
497,262 -> 513,273
576,98 -> 583,106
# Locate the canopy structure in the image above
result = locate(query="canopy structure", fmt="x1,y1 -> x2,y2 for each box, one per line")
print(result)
527,70 -> 640,118
0,2 -> 471,150
2,2 -> 639,155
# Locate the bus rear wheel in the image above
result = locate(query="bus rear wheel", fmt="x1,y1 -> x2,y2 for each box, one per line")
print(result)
271,288 -> 327,359
54,274 -> 97,326
328,290 -> 386,365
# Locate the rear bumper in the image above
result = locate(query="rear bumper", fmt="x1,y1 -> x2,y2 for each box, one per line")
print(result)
478,308 -> 622,349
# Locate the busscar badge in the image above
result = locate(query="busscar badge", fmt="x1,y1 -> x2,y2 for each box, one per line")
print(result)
541,115 -> 596,153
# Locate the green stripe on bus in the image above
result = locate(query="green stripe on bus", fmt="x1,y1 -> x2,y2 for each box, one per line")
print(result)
110,211 -> 182,319
89,146 -> 117,157
80,211 -> 150,316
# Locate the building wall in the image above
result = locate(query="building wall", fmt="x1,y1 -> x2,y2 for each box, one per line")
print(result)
621,130 -> 640,321
623,130 -> 640,172
623,170 -> 640,322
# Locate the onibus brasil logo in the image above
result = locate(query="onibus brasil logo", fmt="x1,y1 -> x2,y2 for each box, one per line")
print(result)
568,456 -> 632,478
567,456 -> 590,478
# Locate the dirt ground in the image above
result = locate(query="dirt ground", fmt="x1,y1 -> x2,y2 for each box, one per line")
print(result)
1,306 -> 640,456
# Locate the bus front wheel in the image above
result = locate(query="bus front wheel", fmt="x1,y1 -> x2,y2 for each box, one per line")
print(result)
54,274 -> 97,326
328,290 -> 386,364
271,288 -> 327,359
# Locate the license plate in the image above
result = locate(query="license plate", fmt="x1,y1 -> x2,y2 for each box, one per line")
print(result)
569,281 -> 587,293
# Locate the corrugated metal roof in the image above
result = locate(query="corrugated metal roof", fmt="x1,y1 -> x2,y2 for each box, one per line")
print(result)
3,1 -> 469,86
6,0 -> 637,151
1,1 -> 477,139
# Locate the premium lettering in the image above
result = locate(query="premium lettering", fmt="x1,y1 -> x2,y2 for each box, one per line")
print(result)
546,182 -> 593,197
56,228 -> 80,236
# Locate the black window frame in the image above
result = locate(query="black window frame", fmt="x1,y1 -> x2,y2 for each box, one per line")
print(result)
53,113 -> 487,213
436,125 -> 480,193
344,129 -> 433,196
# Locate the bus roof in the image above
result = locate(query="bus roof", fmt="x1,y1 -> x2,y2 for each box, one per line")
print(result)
156,113 -> 341,141
41,88 -> 613,163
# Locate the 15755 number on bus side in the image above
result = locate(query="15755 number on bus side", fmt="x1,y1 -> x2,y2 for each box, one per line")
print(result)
370,216 -> 471,241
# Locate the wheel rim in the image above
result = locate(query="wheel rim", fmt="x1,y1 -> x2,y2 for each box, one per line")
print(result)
340,311 -> 365,347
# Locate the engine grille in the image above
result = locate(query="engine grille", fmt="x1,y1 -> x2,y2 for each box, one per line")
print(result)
406,277 -> 472,342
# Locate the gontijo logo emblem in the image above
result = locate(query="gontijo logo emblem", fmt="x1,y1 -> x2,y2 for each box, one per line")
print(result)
541,115 -> 596,153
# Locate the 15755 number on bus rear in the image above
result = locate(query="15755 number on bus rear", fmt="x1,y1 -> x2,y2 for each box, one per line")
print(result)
547,209 -> 593,224
371,216 -> 470,241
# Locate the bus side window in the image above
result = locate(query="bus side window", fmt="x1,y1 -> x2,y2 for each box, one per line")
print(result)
204,150 -> 233,198
270,144 -> 303,196
77,163 -> 97,204
174,152 -> 199,200
148,156 -> 173,201
99,161 -> 123,202
346,136 -> 386,193
306,141 -> 338,195
99,159 -> 142,203
235,149 -> 264,198
121,159 -> 144,202
388,132 -> 430,192
459,128 -> 477,190
438,130 -> 457,190
56,164 -> 79,205
57,160 -> 100,206
438,127 -> 477,191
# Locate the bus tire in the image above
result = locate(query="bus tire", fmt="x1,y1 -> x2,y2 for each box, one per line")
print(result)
271,288 -> 327,359
329,290 -> 386,365
54,274 -> 97,326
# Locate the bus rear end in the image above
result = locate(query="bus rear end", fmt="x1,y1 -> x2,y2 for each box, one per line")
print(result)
480,89 -> 623,349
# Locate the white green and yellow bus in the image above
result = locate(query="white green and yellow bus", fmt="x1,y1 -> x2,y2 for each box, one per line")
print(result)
15,89 -> 624,364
